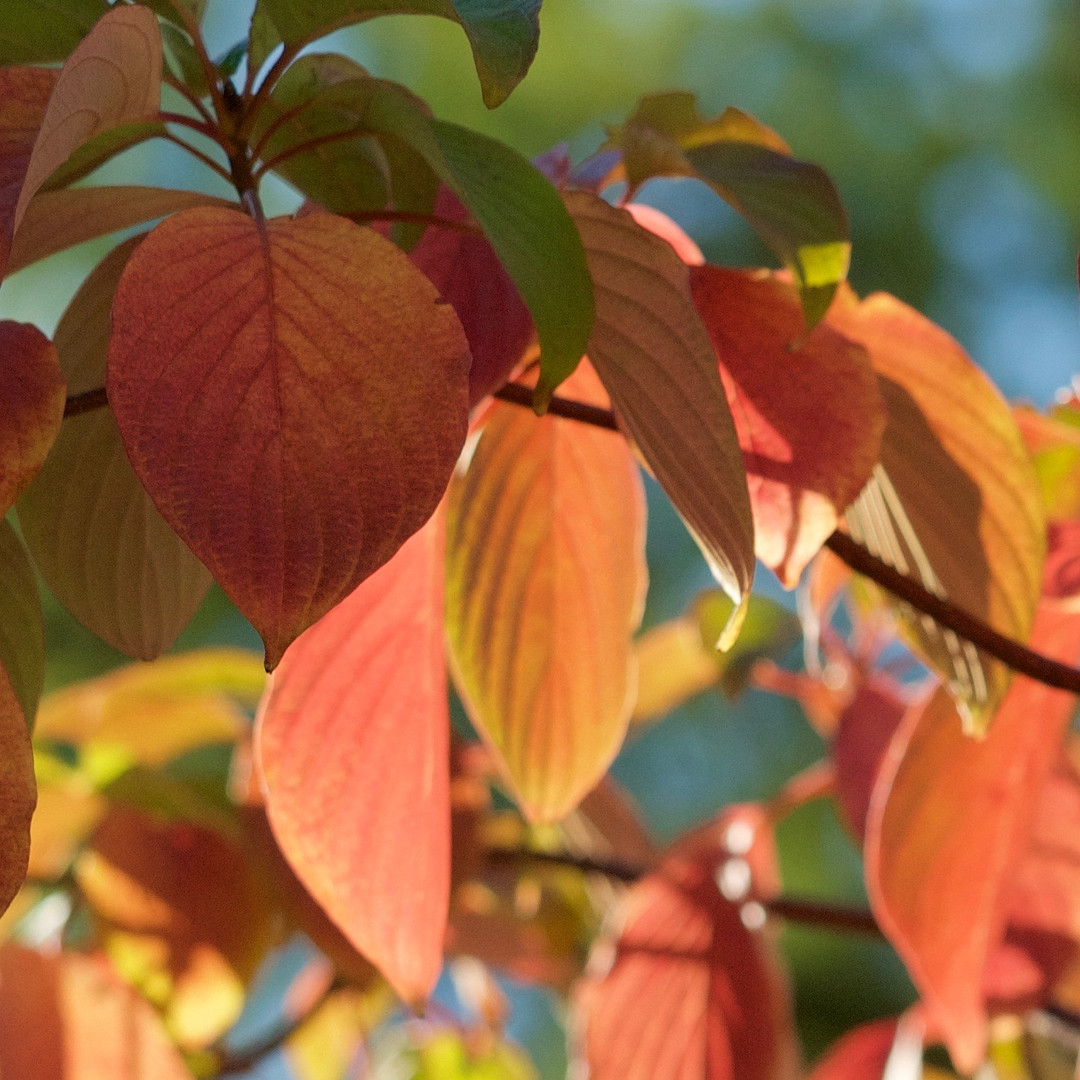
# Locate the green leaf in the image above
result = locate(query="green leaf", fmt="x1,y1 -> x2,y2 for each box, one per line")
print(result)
39,121 -> 168,193
248,0 -> 541,108
609,92 -> 850,327
0,0 -> 110,64
138,0 -> 209,27
0,520 -> 45,730
161,24 -> 209,97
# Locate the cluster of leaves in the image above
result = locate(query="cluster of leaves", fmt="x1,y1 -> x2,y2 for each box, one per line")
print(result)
1,1 -> 1079,1077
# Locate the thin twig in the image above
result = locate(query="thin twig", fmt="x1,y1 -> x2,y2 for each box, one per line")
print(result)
161,131 -> 231,181
494,386 -> 1080,696
64,388 -> 109,418
161,71 -> 215,124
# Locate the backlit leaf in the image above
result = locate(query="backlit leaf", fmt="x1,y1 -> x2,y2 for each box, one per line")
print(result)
284,987 -> 375,1080
0,66 -> 57,282
107,207 -> 470,668
446,362 -> 647,822
8,186 -> 233,276
608,93 -> 850,325
257,517 -> 451,1006
690,267 -> 885,586
806,1018 -> 900,1080
0,1 -> 110,64
1015,402 -> 1080,520
578,836 -> 799,1080
12,5 -> 162,235
865,603 -> 1080,1073
19,240 -> 213,659
0,321 -> 65,517
566,191 -> 754,645
827,289 -> 1045,732
0,945 -> 194,1078
248,0 -> 541,108
75,806 -> 274,1049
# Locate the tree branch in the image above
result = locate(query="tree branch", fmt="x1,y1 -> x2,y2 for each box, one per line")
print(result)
494,383 -> 1080,696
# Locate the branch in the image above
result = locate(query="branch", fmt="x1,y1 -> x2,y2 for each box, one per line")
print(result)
64,388 -> 109,418
493,383 -> 1080,696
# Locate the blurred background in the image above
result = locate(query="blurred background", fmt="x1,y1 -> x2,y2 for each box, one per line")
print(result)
3,0 -> 1080,1074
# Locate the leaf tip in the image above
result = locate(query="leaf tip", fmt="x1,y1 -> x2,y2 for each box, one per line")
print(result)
715,591 -> 749,652
531,380 -> 554,416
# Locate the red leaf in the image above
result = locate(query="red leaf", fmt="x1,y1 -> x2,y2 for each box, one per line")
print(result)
579,837 -> 798,1080
409,187 -> 535,405
256,515 -> 450,1006
107,207 -> 470,667
806,1018 -> 899,1080
690,266 -> 884,587
865,603 -> 1080,1073
0,321 -> 66,516
0,946 -> 193,1079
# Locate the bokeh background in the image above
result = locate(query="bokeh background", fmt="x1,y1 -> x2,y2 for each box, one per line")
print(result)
3,0 -> 1080,1074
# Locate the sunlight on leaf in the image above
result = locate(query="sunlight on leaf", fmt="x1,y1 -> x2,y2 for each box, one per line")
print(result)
257,517 -> 451,1007
18,240 -> 213,660
446,362 -> 647,822
107,206 -> 470,668
566,191 -> 754,645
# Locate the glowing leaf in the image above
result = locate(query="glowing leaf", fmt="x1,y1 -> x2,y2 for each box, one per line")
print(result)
0,945 -> 194,1078
18,240 -> 213,659
75,807 -> 274,1049
0,321 -> 65,517
579,836 -> 798,1080
107,207 -> 470,668
257,517 -> 450,1006
446,362 -> 647,821
8,185 -> 232,276
566,191 -> 754,644
13,5 -> 162,234
249,0 -> 541,108
690,266 -> 885,586
865,603 -> 1080,1073
827,289 -> 1045,732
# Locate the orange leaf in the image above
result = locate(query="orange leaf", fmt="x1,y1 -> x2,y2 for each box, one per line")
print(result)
107,207 -> 470,667
826,289 -> 1045,730
578,836 -> 798,1080
12,5 -> 161,234
0,321 -> 65,516
0,667 -> 34,919
690,267 -> 884,586
0,66 -> 57,279
75,806 -> 274,1049
565,191 -> 754,646
0,945 -> 193,1079
445,361 -> 647,822
625,203 -> 705,266
256,516 -> 450,1007
18,240 -> 212,659
806,1018 -> 899,1080
865,603 -> 1080,1073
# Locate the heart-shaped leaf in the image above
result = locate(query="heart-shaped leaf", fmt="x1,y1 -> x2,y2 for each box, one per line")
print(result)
107,207 -> 470,667
248,0 -> 541,108
445,362 -> 647,821
19,240 -> 213,659
690,266 -> 884,586
565,191 -> 754,645
256,516 -> 450,1006
826,288 -> 1046,732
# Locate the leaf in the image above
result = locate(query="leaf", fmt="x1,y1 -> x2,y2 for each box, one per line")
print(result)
256,517 -> 451,1007
284,987 -> 375,1080
12,5 -> 163,236
107,206 -> 470,668
18,242 -> 213,659
0,321 -> 65,517
864,603 -> 1080,1074
0,666 -> 34,919
37,119 -> 168,194
806,1018 -> 900,1080
75,806 -> 274,1049
445,362 -> 647,822
826,289 -> 1046,732
690,266 -> 885,586
578,836 -> 799,1080
0,0 -> 110,64
408,1028 -> 539,1080
1015,403 -> 1080,520
8,186 -> 233,277
0,521 -> 46,731
0,945 -> 195,1078
565,191 -> 754,645
609,93 -> 850,325
248,0 -> 541,108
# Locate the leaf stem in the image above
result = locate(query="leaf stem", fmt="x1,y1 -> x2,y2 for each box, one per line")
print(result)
253,125 -> 370,180
161,131 -> 232,182
161,71 -> 214,124
493,384 -> 1080,695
